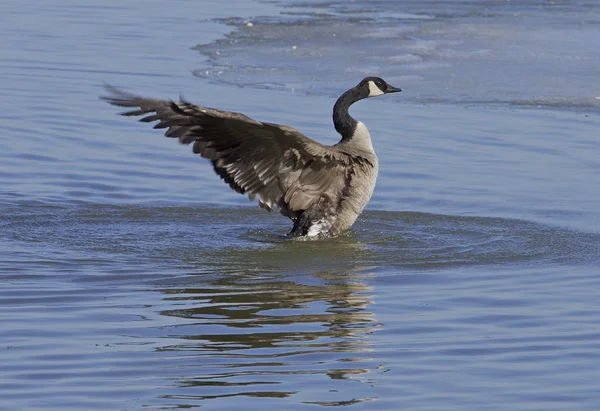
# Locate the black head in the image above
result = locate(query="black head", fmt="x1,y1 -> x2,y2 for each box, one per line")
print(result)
333,77 -> 402,139
355,77 -> 402,99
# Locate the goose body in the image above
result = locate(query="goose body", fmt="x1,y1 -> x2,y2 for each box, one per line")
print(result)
102,77 -> 401,238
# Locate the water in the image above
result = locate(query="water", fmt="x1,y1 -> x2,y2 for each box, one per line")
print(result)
1,0 -> 600,410
194,0 -> 600,109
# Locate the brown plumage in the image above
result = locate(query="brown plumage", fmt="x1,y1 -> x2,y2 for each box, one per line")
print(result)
102,77 -> 401,238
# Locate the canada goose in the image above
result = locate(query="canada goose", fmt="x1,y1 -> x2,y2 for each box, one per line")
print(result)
102,77 -> 401,238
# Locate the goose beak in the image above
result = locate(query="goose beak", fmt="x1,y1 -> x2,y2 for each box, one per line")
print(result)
386,85 -> 402,93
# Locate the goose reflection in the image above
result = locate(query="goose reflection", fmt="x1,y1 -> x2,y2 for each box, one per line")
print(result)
154,248 -> 379,406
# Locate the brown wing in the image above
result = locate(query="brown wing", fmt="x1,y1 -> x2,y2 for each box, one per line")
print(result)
101,86 -> 369,218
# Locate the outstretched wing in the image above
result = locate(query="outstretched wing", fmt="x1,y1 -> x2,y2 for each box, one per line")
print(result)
102,86 -> 372,218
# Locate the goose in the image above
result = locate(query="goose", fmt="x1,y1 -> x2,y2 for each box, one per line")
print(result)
102,77 -> 401,238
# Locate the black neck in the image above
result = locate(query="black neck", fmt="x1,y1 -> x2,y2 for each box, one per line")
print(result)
333,89 -> 363,141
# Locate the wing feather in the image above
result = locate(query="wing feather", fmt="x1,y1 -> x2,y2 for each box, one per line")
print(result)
102,86 -> 371,217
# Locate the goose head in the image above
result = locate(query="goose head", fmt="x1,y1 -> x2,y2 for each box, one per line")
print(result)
355,76 -> 402,99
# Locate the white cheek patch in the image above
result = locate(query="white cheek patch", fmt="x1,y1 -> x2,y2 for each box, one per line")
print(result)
368,81 -> 384,97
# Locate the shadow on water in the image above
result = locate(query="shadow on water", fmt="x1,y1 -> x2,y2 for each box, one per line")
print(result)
6,202 -> 598,271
